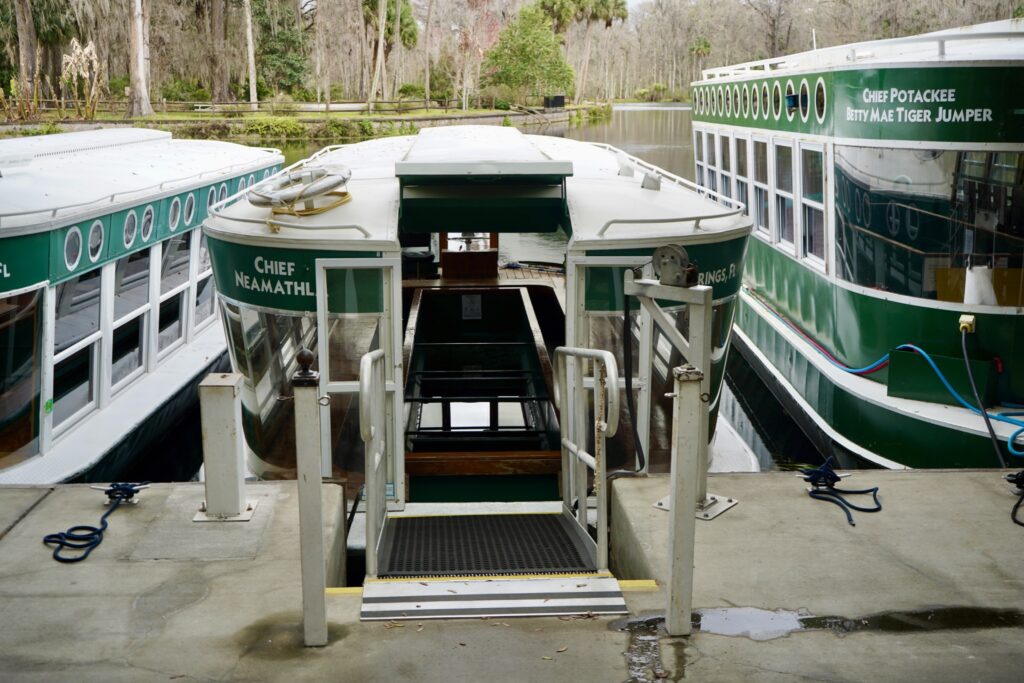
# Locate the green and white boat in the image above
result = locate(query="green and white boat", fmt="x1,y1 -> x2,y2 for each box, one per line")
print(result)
0,129 -> 282,483
202,125 -> 753,496
690,20 -> 1024,468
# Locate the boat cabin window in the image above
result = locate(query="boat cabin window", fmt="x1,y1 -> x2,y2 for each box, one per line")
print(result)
0,289 -> 44,467
160,234 -> 191,294
834,145 -> 1024,306
87,220 -> 104,263
64,226 -> 83,271
799,80 -> 810,122
123,211 -> 137,249
760,83 -> 769,120
735,138 -> 750,216
53,270 -> 103,428
114,248 -> 150,320
719,136 -> 732,199
706,133 -> 718,194
183,193 -> 196,227
140,206 -> 154,242
168,198 -> 181,231
694,132 -> 705,189
814,78 -> 826,123
772,82 -> 782,120
752,139 -> 769,234
801,147 -> 826,262
774,142 -> 795,244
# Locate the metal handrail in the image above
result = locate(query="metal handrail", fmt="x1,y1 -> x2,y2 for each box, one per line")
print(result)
553,346 -> 619,572
588,142 -> 747,218
699,28 -> 1024,81
359,349 -> 388,579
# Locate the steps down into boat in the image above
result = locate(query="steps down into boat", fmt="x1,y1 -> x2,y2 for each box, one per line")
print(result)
360,575 -> 627,621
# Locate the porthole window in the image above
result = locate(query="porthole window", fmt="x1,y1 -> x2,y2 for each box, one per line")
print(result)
698,89 -> 704,114
785,80 -> 796,120
140,206 -> 154,242
733,86 -> 740,117
207,187 -> 217,210
248,174 -> 255,187
815,77 -> 827,123
219,183 -> 228,202
64,226 -> 83,271
742,85 -> 750,117
88,220 -> 104,262
238,177 -> 247,192
725,86 -> 732,117
761,83 -> 770,120
168,197 -> 181,231
799,80 -> 810,122
184,193 -> 196,226
123,210 -> 138,249
263,169 -> 271,180
751,84 -> 759,118
772,82 -> 782,120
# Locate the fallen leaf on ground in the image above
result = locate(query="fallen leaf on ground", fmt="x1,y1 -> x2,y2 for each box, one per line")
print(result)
542,656 -> 552,661
556,646 -> 568,653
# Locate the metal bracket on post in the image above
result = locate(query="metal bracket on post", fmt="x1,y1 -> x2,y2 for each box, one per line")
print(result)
293,348 -> 328,648
194,372 -> 257,522
623,269 -> 738,521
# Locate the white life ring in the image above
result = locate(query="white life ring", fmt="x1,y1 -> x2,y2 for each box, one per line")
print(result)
248,165 -> 351,208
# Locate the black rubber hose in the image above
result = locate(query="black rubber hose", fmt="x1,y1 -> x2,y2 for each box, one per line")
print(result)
961,329 -> 1007,468
609,283 -> 646,479
346,485 -> 363,543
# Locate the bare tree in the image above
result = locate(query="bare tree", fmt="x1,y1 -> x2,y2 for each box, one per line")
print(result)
12,0 -> 38,115
369,0 -> 388,106
424,0 -> 435,107
128,0 -> 154,116
741,0 -> 793,57
243,0 -> 258,111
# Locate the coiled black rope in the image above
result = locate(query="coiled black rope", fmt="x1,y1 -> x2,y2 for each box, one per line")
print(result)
42,482 -> 148,563
1007,471 -> 1024,528
800,459 -> 880,526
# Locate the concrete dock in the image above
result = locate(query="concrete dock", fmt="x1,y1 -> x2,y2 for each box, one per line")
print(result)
1,470 -> 1022,681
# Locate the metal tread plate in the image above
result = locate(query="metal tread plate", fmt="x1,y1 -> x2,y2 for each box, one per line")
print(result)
379,513 -> 594,578
360,576 -> 627,621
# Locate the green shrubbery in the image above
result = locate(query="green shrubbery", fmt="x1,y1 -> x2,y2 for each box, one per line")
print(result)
242,116 -> 305,138
160,78 -> 210,102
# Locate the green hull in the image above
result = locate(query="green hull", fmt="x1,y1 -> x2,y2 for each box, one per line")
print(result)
737,238 -> 1017,467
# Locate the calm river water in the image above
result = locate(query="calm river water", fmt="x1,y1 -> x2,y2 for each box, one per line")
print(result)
130,105 -> 823,482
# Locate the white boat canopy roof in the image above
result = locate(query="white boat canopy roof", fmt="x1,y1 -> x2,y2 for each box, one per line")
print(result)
0,128 -> 282,235
206,126 -> 750,253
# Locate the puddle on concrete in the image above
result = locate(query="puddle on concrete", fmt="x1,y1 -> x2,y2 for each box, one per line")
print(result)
609,605 -> 1024,678
694,606 -> 1024,641
696,607 -> 805,641
234,612 -> 349,659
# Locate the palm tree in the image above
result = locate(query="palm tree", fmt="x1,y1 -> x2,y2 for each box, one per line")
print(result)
689,36 -> 711,82
575,0 -> 627,104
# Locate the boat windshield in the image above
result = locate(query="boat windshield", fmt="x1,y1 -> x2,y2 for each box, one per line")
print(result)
0,289 -> 43,469
834,146 -> 1023,306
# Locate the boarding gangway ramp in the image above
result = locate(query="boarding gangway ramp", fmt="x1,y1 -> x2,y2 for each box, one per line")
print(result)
358,347 -> 627,620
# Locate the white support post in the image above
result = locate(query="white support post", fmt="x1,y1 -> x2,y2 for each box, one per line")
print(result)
293,349 -> 328,647
292,350 -> 327,651
666,365 -> 703,636
195,372 -> 255,522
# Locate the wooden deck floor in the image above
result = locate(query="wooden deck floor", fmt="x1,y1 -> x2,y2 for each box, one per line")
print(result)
404,265 -> 567,311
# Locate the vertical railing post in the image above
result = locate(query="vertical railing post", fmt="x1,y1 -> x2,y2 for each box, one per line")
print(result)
293,348 -> 328,647
687,286 -> 714,505
195,372 -> 255,522
666,364 -> 704,636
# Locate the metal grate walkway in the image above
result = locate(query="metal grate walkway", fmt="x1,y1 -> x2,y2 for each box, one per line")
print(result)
378,513 -> 594,577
